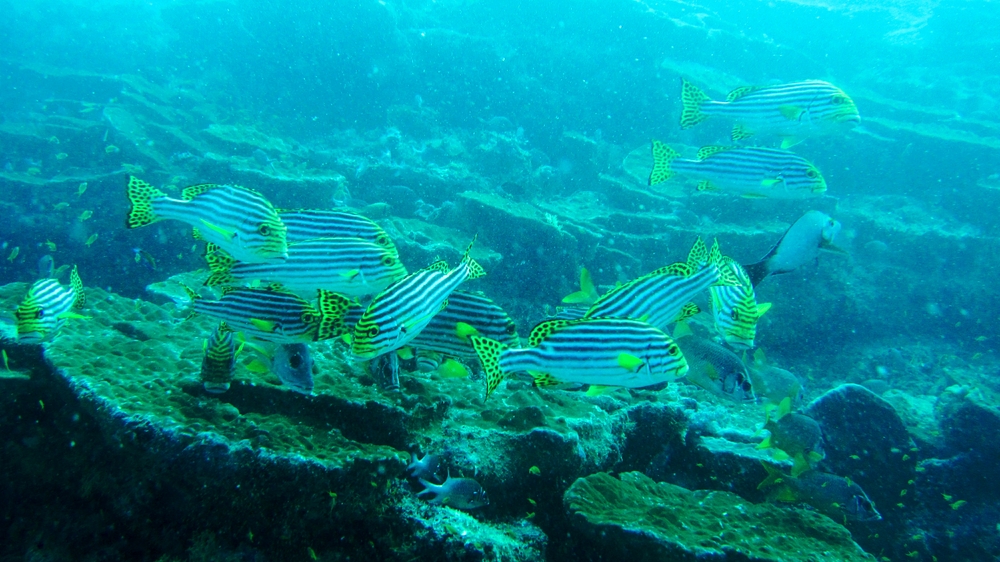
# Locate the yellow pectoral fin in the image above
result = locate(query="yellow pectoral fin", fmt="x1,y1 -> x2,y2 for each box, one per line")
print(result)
585,385 -> 614,397
617,353 -> 644,372
199,219 -> 237,240
56,311 -> 91,320
249,318 -> 278,332
780,136 -> 802,149
455,321 -> 480,342
697,180 -> 717,192
245,358 -> 271,374
396,347 -> 414,360
778,104 -> 804,121
760,178 -> 783,187
757,302 -> 773,316
340,269 -> 361,280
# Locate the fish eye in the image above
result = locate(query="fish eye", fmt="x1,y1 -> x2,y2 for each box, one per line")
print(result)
381,255 -> 395,267
301,311 -> 316,324
831,95 -> 843,105
35,310 -> 45,319
730,309 -> 739,321
367,325 -> 380,338
667,343 -> 680,356
258,224 -> 271,236
377,234 -> 391,247
289,355 -> 302,369
741,380 -> 753,392
806,169 -> 818,179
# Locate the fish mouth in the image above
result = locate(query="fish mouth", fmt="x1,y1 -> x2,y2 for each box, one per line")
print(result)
835,113 -> 861,124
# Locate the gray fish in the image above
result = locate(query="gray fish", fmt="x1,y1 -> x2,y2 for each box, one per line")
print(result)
743,211 -> 843,287
674,327 -> 754,402
417,471 -> 489,510
272,343 -> 314,395
37,255 -> 54,279
759,463 -> 881,523
407,452 -> 441,482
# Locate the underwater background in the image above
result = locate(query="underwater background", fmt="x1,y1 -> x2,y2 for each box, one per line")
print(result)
2,0 -> 1000,560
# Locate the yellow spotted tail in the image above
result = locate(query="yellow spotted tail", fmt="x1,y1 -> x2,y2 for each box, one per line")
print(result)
470,335 -> 507,400
316,290 -> 352,340
126,176 -> 166,229
649,140 -> 680,186
204,244 -> 238,286
680,79 -> 712,129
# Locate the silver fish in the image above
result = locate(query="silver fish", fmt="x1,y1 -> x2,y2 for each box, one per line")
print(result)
272,343 -> 314,395
742,210 -> 843,287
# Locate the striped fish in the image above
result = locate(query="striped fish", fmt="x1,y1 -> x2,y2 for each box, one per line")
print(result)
15,266 -> 86,344
709,257 -> 772,350
649,142 -> 826,199
680,79 -> 860,147
279,208 -> 395,249
409,291 -> 519,359
352,238 -> 486,359
191,286 -> 351,344
584,238 -> 734,330
204,237 -> 407,298
471,318 -> 689,400
200,322 -> 238,394
126,176 -> 288,264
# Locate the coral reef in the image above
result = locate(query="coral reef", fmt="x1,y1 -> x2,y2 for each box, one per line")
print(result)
564,471 -> 875,561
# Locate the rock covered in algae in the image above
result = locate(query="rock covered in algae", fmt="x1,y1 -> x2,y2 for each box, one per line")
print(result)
564,471 -> 875,562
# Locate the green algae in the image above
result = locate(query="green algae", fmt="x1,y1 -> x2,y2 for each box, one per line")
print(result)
565,471 -> 875,562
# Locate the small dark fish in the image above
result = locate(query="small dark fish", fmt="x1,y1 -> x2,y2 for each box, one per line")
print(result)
759,401 -> 825,477
407,452 -> 441,482
675,327 -> 754,402
272,343 -> 314,395
37,255 -> 55,279
759,463 -> 881,523
417,471 -> 489,510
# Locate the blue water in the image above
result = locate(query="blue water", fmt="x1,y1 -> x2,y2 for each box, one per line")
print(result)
1,0 -> 1000,560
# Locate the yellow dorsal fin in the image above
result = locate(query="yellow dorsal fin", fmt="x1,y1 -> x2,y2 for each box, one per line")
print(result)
697,145 -> 730,160
726,85 -> 758,102
528,319 -> 570,347
181,183 -> 221,200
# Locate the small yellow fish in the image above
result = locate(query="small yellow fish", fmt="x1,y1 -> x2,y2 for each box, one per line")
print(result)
48,136 -> 60,144
972,353 -> 983,360
55,153 -> 68,160
27,167 -> 41,175
105,145 -> 120,154
528,466 -> 541,476
951,500 -> 966,510
53,202 -> 70,210
85,233 -> 99,247
528,498 -> 536,506
942,493 -> 952,501
77,182 -> 88,197
6,247 -> 19,262
900,489 -> 907,497
2,349 -> 9,371
849,454 -> 861,460
975,336 -> 988,342
45,241 -> 57,252
308,547 -> 317,560
78,210 -> 93,222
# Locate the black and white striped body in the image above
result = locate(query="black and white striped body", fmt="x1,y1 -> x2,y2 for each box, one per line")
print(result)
499,319 -> 688,387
